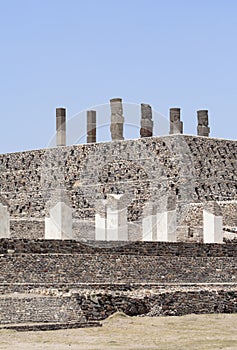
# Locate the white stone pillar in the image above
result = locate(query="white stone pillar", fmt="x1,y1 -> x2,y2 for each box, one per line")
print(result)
156,195 -> 177,242
106,194 -> 128,241
157,211 -> 177,242
45,201 -> 72,240
142,202 -> 157,241
0,203 -> 10,238
203,202 -> 223,243
95,200 -> 107,240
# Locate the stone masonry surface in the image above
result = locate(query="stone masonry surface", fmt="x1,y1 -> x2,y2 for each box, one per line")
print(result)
0,239 -> 236,323
0,135 -> 236,240
0,131 -> 236,325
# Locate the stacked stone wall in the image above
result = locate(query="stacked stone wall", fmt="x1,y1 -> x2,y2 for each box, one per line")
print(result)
0,290 -> 236,324
0,254 -> 236,285
0,240 -> 236,289
180,201 -> 237,228
0,135 -> 236,239
78,290 -> 237,319
0,238 -> 237,255
0,239 -> 236,323
0,295 -> 84,324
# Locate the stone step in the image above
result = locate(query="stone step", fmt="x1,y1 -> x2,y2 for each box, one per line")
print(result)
0,321 -> 101,332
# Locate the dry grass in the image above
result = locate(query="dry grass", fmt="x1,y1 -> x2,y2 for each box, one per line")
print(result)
0,313 -> 237,350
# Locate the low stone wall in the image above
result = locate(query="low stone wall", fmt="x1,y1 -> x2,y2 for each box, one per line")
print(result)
0,239 -> 236,324
0,295 -> 84,324
146,290 -> 237,316
1,289 -> 236,324
0,253 -> 236,286
79,289 -> 237,319
0,239 -> 237,256
1,321 -> 101,331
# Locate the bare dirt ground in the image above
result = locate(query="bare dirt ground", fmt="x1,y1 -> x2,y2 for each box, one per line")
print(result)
0,313 -> 237,350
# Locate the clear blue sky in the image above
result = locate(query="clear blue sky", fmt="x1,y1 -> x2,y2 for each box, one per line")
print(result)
0,0 -> 236,153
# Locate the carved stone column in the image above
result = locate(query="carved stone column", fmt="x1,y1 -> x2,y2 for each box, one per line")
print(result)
110,98 -> 124,141
169,108 -> 183,134
87,110 -> 96,143
56,108 -> 66,146
140,104 -> 153,137
197,110 -> 210,137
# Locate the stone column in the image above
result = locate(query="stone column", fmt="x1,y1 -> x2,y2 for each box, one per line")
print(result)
169,108 -> 183,134
142,202 -> 157,241
45,189 -> 72,239
140,104 -> 153,138
197,110 -> 210,137
106,194 -> 128,241
56,108 -> 66,146
0,203 -> 10,238
95,200 -> 107,240
87,110 -> 96,143
110,98 -> 124,141
156,195 -> 177,242
203,202 -> 223,243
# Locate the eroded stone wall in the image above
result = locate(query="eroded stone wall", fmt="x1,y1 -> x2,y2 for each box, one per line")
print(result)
0,240 -> 236,288
0,295 -> 84,324
0,289 -> 236,323
0,239 -> 236,323
0,135 -> 236,239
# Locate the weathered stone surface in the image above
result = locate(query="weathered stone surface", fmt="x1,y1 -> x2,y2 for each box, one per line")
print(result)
56,108 -> 66,146
140,104 -> 153,137
0,242 -> 236,285
0,238 -> 236,256
0,238 -> 236,323
169,108 -> 183,134
0,287 -> 237,324
110,98 -> 124,140
87,110 -> 96,143
197,110 -> 210,136
0,135 -> 235,240
0,295 -> 84,324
